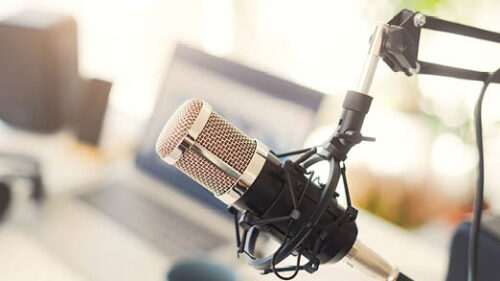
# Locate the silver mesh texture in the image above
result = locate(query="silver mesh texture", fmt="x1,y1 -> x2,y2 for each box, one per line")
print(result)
156,99 -> 203,159
196,113 -> 256,174
175,149 -> 237,196
175,112 -> 257,196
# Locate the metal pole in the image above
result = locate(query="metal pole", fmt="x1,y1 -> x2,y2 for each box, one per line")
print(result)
356,23 -> 387,95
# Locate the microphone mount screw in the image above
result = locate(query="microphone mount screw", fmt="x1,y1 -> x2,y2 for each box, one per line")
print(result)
413,13 -> 426,27
290,209 -> 301,220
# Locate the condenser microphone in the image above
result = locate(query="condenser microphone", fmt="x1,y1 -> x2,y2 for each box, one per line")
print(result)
156,99 -> 410,281
156,99 -> 267,204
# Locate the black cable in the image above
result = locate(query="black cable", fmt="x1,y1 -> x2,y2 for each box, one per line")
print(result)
468,67 -> 500,281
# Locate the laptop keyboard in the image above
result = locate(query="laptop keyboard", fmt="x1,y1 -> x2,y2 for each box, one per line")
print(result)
78,183 -> 228,257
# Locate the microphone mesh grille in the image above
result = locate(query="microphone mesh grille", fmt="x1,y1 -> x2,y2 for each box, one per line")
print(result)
156,99 -> 203,159
175,112 -> 257,196
176,149 -> 237,196
196,113 -> 256,173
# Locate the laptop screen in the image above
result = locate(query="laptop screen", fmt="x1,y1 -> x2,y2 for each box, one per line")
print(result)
136,44 -> 324,212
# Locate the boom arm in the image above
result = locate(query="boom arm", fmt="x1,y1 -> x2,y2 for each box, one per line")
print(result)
382,9 -> 500,84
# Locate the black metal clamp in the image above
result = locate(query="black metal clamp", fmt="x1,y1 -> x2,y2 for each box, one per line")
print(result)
320,91 -> 376,162
383,9 -> 500,83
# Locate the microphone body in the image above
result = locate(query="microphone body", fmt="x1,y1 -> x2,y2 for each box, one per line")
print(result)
156,99 -> 403,280
232,151 -> 357,265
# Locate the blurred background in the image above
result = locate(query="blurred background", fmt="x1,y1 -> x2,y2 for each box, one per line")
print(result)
0,0 -> 499,280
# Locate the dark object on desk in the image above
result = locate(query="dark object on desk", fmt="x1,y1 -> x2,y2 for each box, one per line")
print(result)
0,153 -> 44,220
167,259 -> 237,281
447,216 -> 500,281
0,10 -> 79,132
76,78 -> 111,145
0,183 -> 12,221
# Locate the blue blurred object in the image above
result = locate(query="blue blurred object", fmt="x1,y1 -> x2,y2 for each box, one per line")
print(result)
166,259 -> 237,281
446,216 -> 500,281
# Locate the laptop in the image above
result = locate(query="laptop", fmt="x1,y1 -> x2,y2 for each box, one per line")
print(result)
24,44 -> 324,281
